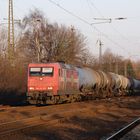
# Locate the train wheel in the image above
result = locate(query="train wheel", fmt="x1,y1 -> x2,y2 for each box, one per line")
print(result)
96,88 -> 101,98
52,96 -> 60,104
99,89 -> 104,99
109,88 -> 113,97
42,97 -> 47,105
76,94 -> 82,102
51,96 -> 56,104
71,95 -> 76,103
92,91 -> 96,99
28,99 -> 36,105
36,99 -> 41,106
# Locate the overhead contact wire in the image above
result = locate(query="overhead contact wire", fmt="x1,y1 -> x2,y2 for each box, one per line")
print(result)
48,0 -> 130,55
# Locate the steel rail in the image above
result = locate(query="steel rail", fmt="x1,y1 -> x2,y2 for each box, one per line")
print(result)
0,108 -> 86,137
106,117 -> 140,140
0,118 -> 61,137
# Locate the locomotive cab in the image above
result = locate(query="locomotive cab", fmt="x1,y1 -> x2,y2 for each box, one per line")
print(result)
27,63 -> 79,105
27,63 -> 60,104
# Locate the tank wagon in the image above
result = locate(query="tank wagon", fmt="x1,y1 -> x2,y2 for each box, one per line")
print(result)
129,78 -> 140,95
27,62 -> 140,105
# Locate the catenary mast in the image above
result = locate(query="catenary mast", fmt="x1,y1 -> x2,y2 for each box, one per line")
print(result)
8,0 -> 15,59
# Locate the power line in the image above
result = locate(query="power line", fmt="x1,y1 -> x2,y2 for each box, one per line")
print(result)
87,0 -> 104,17
91,26 -> 130,55
87,0 -> 139,50
48,0 -> 131,55
126,16 -> 140,19
48,0 -> 91,25
86,0 -> 95,19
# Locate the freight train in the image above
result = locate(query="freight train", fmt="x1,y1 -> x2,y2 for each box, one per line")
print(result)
27,62 -> 140,105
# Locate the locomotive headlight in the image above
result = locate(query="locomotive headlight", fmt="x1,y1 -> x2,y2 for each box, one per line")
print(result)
29,87 -> 34,90
48,87 -> 53,90
40,78 -> 43,80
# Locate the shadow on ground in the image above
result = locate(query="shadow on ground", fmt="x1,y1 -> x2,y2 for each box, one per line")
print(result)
0,92 -> 27,106
22,116 -> 128,140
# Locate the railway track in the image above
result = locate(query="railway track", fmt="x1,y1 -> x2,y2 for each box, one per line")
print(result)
0,96 -> 130,111
0,96 -> 139,139
106,117 -> 140,140
0,108 -> 86,138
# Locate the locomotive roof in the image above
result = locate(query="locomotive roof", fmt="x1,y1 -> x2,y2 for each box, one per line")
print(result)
28,62 -> 76,70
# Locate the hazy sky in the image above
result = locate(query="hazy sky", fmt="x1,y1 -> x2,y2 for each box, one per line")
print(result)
0,0 -> 140,60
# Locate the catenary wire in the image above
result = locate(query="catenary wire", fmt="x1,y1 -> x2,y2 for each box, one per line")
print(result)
48,0 -> 131,56
87,0 -> 139,49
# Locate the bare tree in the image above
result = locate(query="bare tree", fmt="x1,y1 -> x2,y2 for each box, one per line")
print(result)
17,9 -> 87,64
0,28 -> 7,58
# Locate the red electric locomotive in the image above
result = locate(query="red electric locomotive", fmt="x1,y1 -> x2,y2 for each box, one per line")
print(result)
27,62 -> 79,104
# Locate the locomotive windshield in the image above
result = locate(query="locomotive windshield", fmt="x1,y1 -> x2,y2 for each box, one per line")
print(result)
29,67 -> 53,76
42,67 -> 53,76
30,67 -> 41,76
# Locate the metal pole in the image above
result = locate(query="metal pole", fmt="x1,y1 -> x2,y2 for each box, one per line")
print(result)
34,19 -> 41,63
8,0 -> 11,57
8,0 -> 15,59
35,31 -> 40,62
99,43 -> 102,69
11,0 -> 15,52
98,39 -> 103,70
